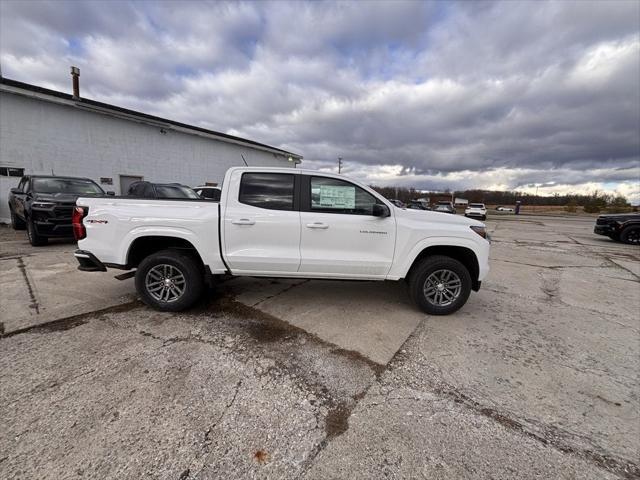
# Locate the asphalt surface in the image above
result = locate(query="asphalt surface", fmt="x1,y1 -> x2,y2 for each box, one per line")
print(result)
0,214 -> 638,479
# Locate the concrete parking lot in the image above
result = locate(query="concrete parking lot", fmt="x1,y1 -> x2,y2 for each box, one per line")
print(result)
1,215 -> 638,479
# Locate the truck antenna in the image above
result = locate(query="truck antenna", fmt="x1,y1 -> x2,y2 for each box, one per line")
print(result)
241,154 -> 248,166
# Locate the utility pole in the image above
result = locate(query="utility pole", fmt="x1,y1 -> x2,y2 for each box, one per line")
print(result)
338,157 -> 343,174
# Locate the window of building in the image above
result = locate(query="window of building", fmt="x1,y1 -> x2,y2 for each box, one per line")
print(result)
310,176 -> 377,215
239,173 -> 294,210
0,167 -> 25,177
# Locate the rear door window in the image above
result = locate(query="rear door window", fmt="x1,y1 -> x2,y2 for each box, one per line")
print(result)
239,173 -> 295,210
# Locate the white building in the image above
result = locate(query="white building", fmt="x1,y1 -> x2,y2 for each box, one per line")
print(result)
0,76 -> 302,223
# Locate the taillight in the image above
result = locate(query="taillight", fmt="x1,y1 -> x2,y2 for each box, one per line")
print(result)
72,206 -> 88,240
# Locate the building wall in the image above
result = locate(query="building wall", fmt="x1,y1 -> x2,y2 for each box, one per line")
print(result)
0,91 -> 296,223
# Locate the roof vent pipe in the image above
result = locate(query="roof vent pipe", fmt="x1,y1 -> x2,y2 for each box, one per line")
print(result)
70,66 -> 80,99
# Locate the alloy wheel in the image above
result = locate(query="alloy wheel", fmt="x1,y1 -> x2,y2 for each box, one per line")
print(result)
145,264 -> 186,302
423,269 -> 462,306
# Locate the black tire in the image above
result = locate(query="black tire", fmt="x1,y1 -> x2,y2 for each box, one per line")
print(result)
10,208 -> 26,230
481,215 -> 486,221
620,225 -> 640,245
408,255 -> 472,315
26,217 -> 48,246
135,249 -> 204,311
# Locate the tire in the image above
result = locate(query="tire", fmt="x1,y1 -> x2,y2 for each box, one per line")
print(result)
135,249 -> 204,311
620,225 -> 640,245
27,217 -> 48,246
482,215 -> 486,221
408,255 -> 472,315
10,208 -> 26,230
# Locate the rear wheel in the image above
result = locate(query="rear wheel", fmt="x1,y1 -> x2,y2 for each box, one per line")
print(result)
135,249 -> 204,311
620,225 -> 640,245
408,255 -> 472,315
10,208 -> 26,230
27,218 -> 48,246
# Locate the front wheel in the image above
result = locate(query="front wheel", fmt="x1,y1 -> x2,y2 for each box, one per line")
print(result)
135,249 -> 204,311
408,255 -> 472,315
27,218 -> 48,246
10,208 -> 26,230
620,225 -> 640,245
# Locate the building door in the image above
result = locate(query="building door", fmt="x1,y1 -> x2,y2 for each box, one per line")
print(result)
119,175 -> 143,195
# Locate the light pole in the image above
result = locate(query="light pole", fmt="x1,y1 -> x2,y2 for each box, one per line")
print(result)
338,157 -> 343,174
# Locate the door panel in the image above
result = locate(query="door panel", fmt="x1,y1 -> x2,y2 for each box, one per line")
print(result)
298,175 -> 396,277
299,211 -> 395,276
223,171 -> 301,273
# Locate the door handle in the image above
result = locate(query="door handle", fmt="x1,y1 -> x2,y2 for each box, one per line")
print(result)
232,218 -> 255,225
306,222 -> 329,229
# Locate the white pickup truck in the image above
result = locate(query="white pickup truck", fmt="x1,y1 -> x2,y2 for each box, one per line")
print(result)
73,167 -> 490,315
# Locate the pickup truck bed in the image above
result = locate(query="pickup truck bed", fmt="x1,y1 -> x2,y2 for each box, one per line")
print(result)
74,167 -> 490,315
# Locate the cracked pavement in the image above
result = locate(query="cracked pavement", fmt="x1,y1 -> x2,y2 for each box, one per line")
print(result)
0,215 -> 638,479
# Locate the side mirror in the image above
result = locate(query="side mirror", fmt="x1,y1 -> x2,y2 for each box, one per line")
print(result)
10,187 -> 22,194
372,204 -> 391,217
106,191 -> 115,196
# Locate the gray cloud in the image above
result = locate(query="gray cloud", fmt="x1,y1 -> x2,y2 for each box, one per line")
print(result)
1,0 -> 638,200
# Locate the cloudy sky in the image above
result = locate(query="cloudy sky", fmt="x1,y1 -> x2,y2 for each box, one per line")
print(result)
1,0 -> 639,202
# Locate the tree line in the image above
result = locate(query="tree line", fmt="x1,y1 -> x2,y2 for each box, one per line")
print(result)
369,185 -> 634,213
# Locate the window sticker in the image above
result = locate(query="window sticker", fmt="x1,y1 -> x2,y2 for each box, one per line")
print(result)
312,184 -> 356,209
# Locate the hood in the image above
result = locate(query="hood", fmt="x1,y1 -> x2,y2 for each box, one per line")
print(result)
598,213 -> 639,220
395,206 -> 484,226
34,192 -> 85,203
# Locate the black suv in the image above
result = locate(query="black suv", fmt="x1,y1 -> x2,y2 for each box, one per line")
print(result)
594,213 -> 640,244
127,181 -> 200,199
8,175 -> 107,246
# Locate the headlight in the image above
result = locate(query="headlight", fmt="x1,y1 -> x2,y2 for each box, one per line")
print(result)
32,202 -> 55,209
470,225 -> 487,239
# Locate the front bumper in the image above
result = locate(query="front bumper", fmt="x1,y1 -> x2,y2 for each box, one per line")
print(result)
74,250 -> 107,272
594,225 -> 613,236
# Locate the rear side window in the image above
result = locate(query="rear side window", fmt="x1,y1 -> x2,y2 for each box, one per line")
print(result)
239,173 -> 294,210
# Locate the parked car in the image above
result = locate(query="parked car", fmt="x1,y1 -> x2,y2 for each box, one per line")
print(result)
465,203 -> 487,220
434,201 -> 456,214
407,200 -> 430,210
73,167 -> 490,315
8,175 -> 108,246
496,206 -> 515,212
127,181 -> 200,199
594,213 -> 640,244
194,185 -> 222,201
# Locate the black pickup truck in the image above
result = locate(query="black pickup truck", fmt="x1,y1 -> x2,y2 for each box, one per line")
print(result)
594,213 -> 640,245
8,175 -> 108,246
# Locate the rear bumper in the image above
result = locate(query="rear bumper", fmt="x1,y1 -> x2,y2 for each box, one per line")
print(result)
74,250 -> 107,272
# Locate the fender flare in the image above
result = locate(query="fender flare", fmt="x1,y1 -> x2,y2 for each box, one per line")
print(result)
120,226 -> 205,266
391,236 -> 481,279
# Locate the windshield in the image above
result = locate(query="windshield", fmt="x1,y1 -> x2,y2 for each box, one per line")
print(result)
470,203 -> 485,208
32,178 -> 104,195
155,185 -> 200,199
